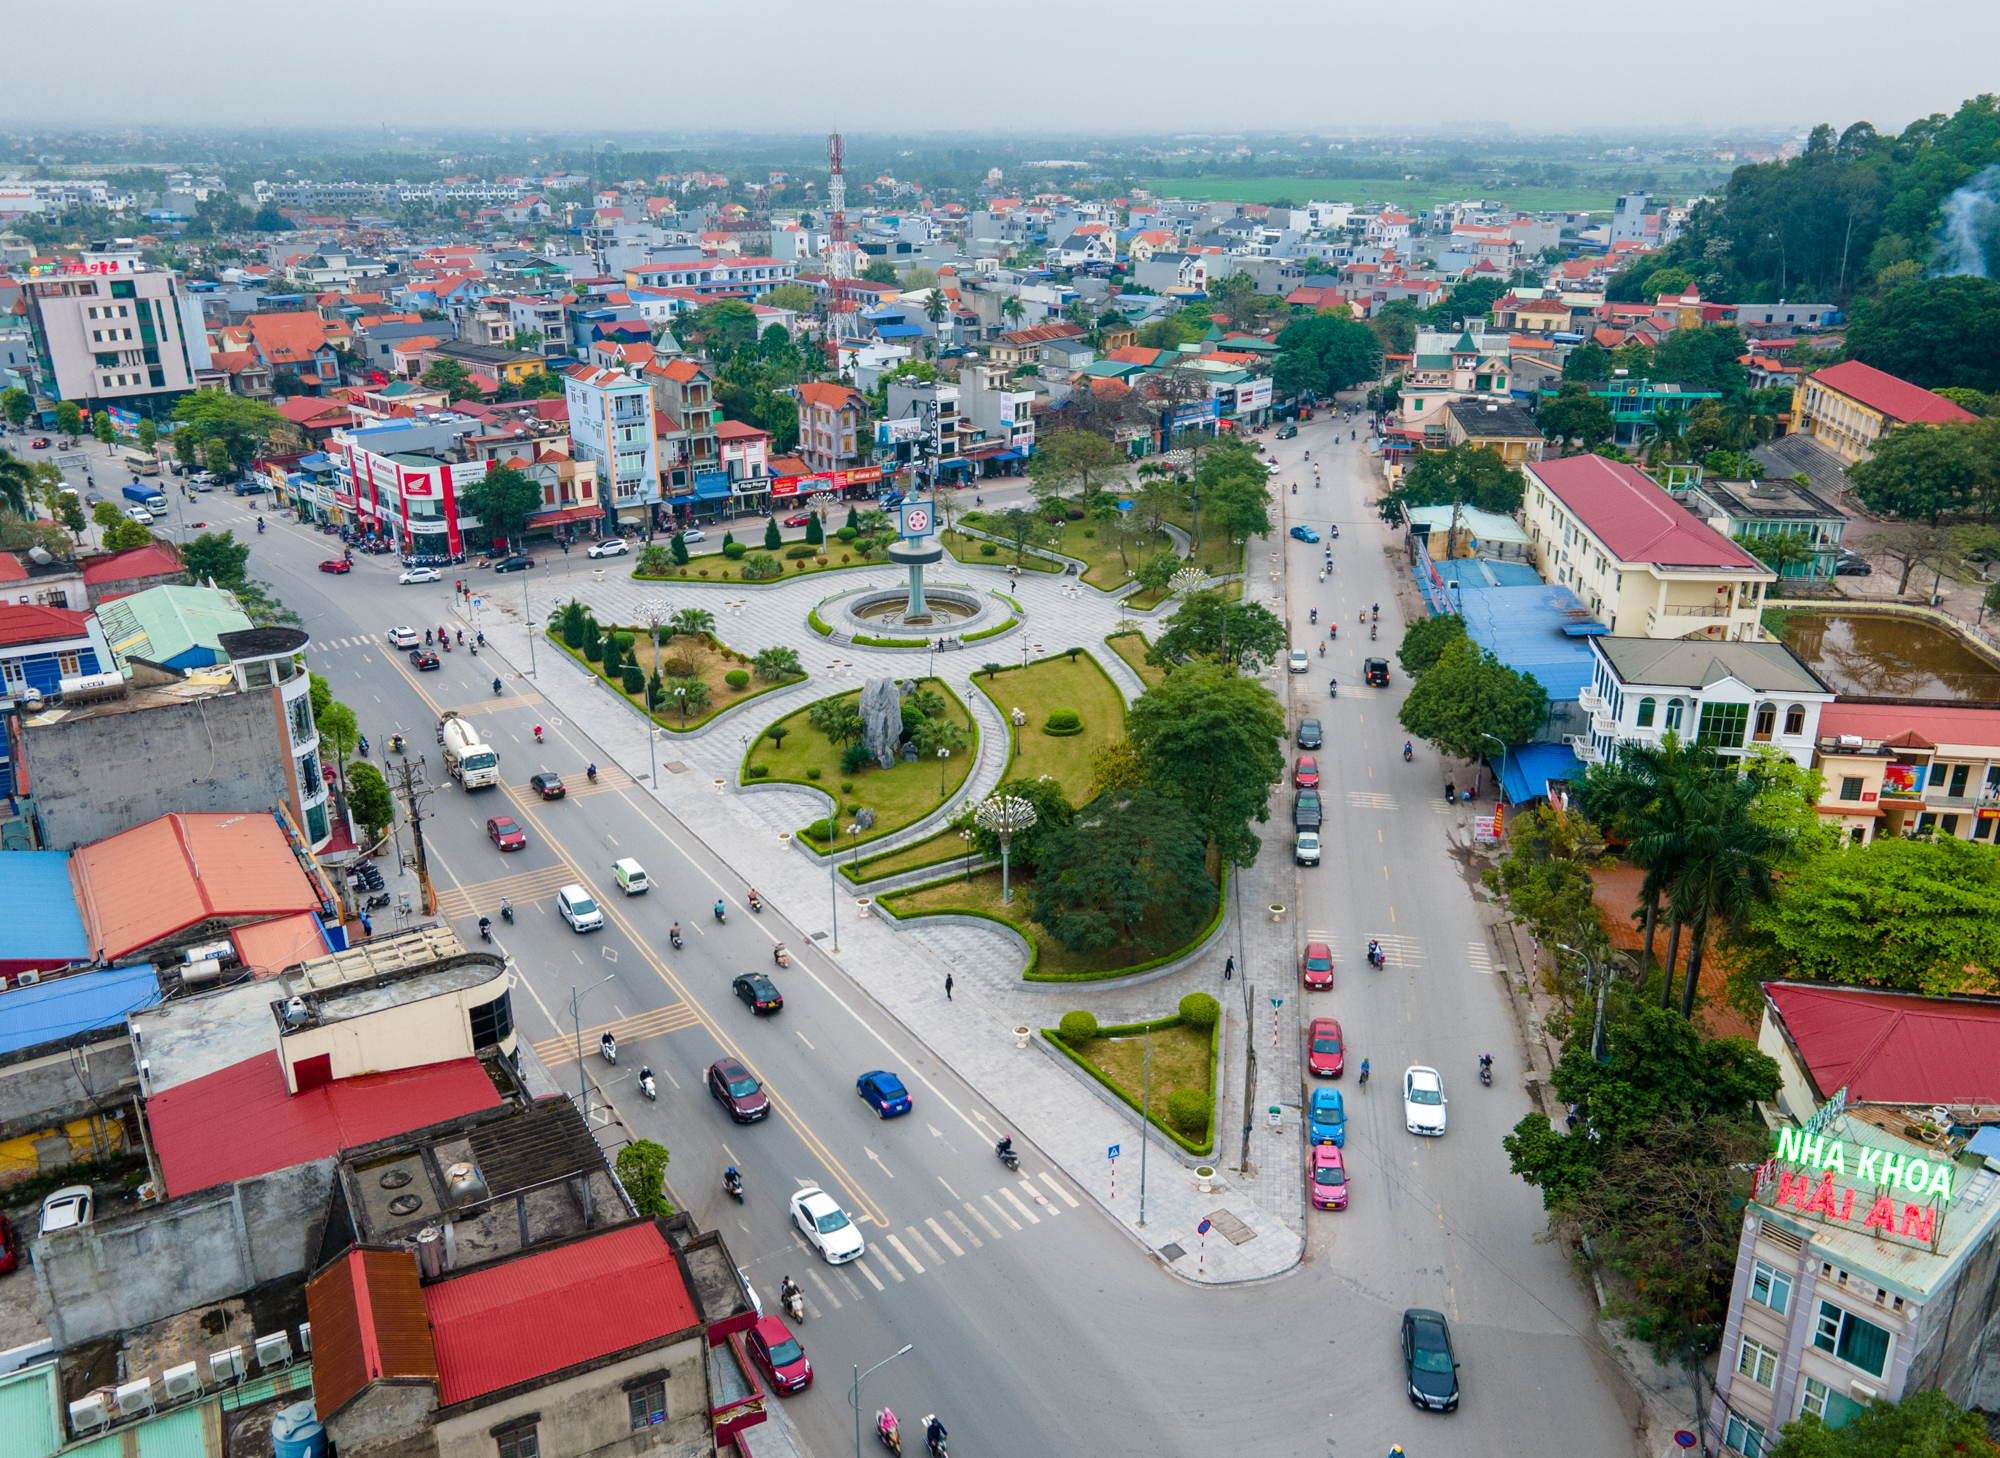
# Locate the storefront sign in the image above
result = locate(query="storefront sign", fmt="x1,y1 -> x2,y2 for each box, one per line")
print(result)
1882,764 -> 1922,795
1757,1122 -> 1954,1247
876,418 -> 924,445
26,256 -> 135,277
1169,400 -> 1219,429
770,465 -> 882,499
1234,379 -> 1272,413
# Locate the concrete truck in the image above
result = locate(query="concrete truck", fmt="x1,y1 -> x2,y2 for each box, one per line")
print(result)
438,711 -> 500,788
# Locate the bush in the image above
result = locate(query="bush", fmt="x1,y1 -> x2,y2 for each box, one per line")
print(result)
840,781 -> 854,793
1066,508 -> 1085,520
806,766 -> 822,780
1043,708 -> 1083,736
725,669 -> 750,689
840,742 -> 874,774
749,764 -> 769,777
723,541 -> 748,560
766,724 -> 790,749
785,543 -> 819,559
980,542 -> 998,556
741,554 -> 782,581
583,633 -> 604,663
837,526 -> 859,543
621,665 -> 645,695
1178,992 -> 1220,1029
1167,1089 -> 1211,1137
1057,1010 -> 1099,1043
1083,529 -> 1096,538
612,631 -> 635,654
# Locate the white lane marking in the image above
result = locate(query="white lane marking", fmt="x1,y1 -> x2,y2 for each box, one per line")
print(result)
995,1189 -> 1036,1227
801,966 -> 987,1140
946,1209 -> 982,1248
807,1270 -> 843,1309
1466,942 -> 1495,974
852,1257 -> 886,1291
863,1251 -> 903,1284
1020,1178 -> 1057,1214
925,1217 -> 963,1258
886,1233 -> 925,1275
906,1225 -> 943,1265
937,1176 -> 960,1201
965,1201 -> 1003,1240
1040,1172 -> 1080,1208
836,1269 -> 863,1301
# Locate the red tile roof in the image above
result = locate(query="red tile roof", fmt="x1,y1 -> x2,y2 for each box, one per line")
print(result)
1526,455 -> 1764,571
81,542 -> 182,585
715,418 -> 771,440
148,1051 -> 501,1196
1766,982 -> 2000,1106
1805,360 -> 1979,427
1817,701 -> 2000,750
0,603 -> 91,648
423,1222 -> 699,1404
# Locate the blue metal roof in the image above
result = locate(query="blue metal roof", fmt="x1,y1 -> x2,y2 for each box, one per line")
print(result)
1455,581 -> 1600,702
873,324 -> 924,339
1499,743 -> 1584,806
0,851 -> 89,970
0,963 -> 161,1058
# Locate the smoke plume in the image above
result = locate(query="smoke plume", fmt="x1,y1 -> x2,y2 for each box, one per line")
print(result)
1931,164 -> 2000,278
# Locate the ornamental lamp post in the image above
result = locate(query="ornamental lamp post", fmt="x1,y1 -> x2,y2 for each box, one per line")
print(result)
974,794 -> 1038,905
937,745 -> 951,797
1170,564 -> 1211,599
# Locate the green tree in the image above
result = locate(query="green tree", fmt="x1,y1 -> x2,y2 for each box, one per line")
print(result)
1273,309 -> 1383,395
1146,591 -> 1288,671
669,606 -> 715,639
0,450 -> 31,517
1028,788 -> 1216,954
860,259 -> 899,285
1136,315 -> 1201,350
1396,611 -> 1468,678
804,512 -> 824,547
1397,637 -> 1548,761
1767,1388 -> 1992,1458
1848,422 -> 1981,522
764,517 -> 782,551
752,646 -> 802,681
808,695 -> 867,748
1536,382 -> 1615,452
317,697 -> 359,795
173,392 -> 285,461
1028,429 -> 1123,507
665,676 -> 710,727
1847,275 -> 2000,393
1483,801 -> 1611,954
670,531 -> 690,566
994,506 -> 1040,565
1561,341 -> 1609,382
137,418 -> 157,452
103,518 -> 153,551
182,530 -> 251,590
173,426 -> 199,468
0,387 -> 29,427
1127,661 -> 1286,867
615,1139 -> 674,1218
91,499 -> 123,533
55,401 -> 84,437
1661,770 -> 1778,1016
421,358 -> 477,399
461,463 -> 541,545
961,777 -> 1075,869
1736,528 -> 1820,576
53,490 -> 87,541
762,282 -> 817,316
346,761 -> 394,839
1652,324 -> 1748,395
1377,443 -> 1526,522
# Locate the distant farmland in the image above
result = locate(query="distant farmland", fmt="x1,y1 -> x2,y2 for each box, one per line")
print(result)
1133,176 -> 1627,216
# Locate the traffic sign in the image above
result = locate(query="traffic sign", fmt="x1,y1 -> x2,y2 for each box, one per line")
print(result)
1198,1219 -> 1212,1235
1107,1144 -> 1120,1159
1673,1434 -> 1697,1449
1270,997 -> 1283,1010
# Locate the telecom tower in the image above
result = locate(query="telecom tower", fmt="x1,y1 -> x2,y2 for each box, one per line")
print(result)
826,131 -> 851,281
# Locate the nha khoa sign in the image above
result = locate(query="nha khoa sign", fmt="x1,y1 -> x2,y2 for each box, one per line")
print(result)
1758,1124 -> 1956,1247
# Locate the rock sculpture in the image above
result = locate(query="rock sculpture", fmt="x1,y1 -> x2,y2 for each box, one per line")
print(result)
858,676 -> 904,769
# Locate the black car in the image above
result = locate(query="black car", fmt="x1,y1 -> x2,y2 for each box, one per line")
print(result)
1294,789 -> 1323,831
1298,717 -> 1323,749
1402,1308 -> 1460,1412
409,648 -> 440,671
1276,423 -> 1298,439
529,772 -> 566,800
1835,554 -> 1872,576
494,554 -> 535,573
734,973 -> 784,1015
1364,657 -> 1391,688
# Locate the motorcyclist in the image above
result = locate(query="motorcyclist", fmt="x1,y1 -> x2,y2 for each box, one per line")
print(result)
256,517 -> 265,533
639,1065 -> 656,1096
748,888 -> 762,911
1403,740 -> 1413,761
492,676 -> 504,695
587,762 -> 598,781
499,895 -> 513,922
600,1031 -> 616,1060
925,1415 -> 947,1454
714,898 -> 726,921
478,916 -> 491,941
780,1274 -> 802,1309
533,725 -> 544,743
670,921 -> 681,945
1480,1053 -> 1493,1073
426,628 -> 434,644
1309,607 -> 1317,623
1359,1058 -> 1371,1087
724,1164 -> 742,1192
1368,938 -> 1381,964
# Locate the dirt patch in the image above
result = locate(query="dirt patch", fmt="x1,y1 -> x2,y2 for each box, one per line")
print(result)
1588,864 -> 1756,1041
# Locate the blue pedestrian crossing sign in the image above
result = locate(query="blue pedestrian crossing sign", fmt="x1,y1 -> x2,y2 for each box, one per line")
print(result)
1107,1144 -> 1120,1159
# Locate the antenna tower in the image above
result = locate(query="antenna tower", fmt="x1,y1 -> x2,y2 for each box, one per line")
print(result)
827,131 -> 850,282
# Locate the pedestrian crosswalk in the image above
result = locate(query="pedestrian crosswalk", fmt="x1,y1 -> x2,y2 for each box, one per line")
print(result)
309,634 -> 383,650
1465,940 -> 1496,975
528,1002 -> 704,1067
1344,791 -> 1398,810
436,865 -> 575,919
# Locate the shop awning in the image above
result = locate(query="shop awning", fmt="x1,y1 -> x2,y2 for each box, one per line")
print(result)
530,505 -> 600,526
693,477 -> 734,500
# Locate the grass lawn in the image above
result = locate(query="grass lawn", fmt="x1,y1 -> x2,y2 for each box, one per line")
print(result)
1104,630 -> 1166,689
942,526 -> 1062,574
1162,504 -> 1249,579
559,628 -> 795,730
842,825 -> 984,884
1076,1023 -> 1211,1132
747,681 -> 977,850
965,654 -> 1127,806
640,543 -> 895,585
960,510 -> 1173,591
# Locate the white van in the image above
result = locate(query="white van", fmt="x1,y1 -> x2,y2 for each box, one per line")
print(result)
613,859 -> 649,895
557,884 -> 604,932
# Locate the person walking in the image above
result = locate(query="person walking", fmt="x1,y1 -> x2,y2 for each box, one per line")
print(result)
945,973 -> 954,1000
1224,955 -> 1235,982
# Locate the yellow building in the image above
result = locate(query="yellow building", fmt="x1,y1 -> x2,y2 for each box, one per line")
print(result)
1793,359 -> 1977,464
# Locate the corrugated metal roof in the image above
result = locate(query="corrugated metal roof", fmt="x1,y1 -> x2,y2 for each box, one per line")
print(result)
1456,582 -> 1599,701
0,850 -> 90,970
0,962 -> 160,1058
0,1363 -> 62,1458
94,584 -> 254,671
66,1399 -> 212,1458
1527,455 -> 1765,572
1768,983 -> 2000,1107
425,1222 -> 699,1405
228,913 -> 333,979
308,1248 -> 438,1421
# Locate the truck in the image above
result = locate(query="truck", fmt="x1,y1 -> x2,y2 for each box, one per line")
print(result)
438,711 -> 500,789
122,483 -> 168,512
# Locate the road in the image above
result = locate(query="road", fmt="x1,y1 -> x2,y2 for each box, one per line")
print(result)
168,423 -> 1642,1458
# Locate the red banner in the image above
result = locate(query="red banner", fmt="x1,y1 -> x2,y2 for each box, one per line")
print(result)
769,465 -> 883,498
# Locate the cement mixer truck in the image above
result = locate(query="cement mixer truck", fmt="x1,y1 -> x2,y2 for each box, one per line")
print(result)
438,711 -> 500,789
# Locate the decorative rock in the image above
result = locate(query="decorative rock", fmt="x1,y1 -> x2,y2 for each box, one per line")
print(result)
901,742 -> 919,762
854,807 -> 876,831
858,677 -> 903,769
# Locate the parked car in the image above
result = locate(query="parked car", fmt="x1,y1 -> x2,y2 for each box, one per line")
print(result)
679,527 -> 707,544
28,437 -> 50,449
319,558 -> 352,574
387,626 -> 421,648
1301,941 -> 1334,991
486,816 -> 527,851
1311,1144 -> 1349,1210
38,1185 -> 92,1237
189,470 -> 217,487
1288,648 -> 1310,673
708,1057 -> 771,1122
1293,755 -> 1319,789
734,973 -> 784,1015
745,1314 -> 812,1394
586,537 -> 629,558
1288,525 -> 1320,543
1295,830 -> 1321,866
1307,1017 -> 1345,1078
1835,552 -> 1873,576
1297,717 -> 1322,749
1294,789 -> 1322,831
529,772 -> 566,800
790,1187 -> 865,1263
782,513 -> 813,528
493,554 -> 535,573
1403,1066 -> 1447,1135
409,648 -> 440,671
856,1070 -> 913,1118
557,883 -> 603,931
1403,1308 -> 1461,1411
399,566 -> 442,584
1309,1087 -> 1346,1147
1364,657 -> 1390,687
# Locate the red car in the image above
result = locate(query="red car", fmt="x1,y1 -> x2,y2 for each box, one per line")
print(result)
1311,1145 -> 1349,1210
1294,755 -> 1319,789
782,513 -> 813,528
318,558 -> 352,574
745,1314 -> 812,1393
1307,1017 -> 1345,1078
707,1057 -> 771,1122
486,816 -> 527,851
1301,941 -> 1334,991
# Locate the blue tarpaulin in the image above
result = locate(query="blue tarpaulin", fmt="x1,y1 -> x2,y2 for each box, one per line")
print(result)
0,963 -> 162,1058
1499,743 -> 1584,807
1455,582 -> 1600,702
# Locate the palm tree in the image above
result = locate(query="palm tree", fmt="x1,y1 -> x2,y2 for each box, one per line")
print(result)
1665,775 -> 1777,1017
0,449 -> 33,518
668,607 -> 716,641
1000,296 -> 1026,332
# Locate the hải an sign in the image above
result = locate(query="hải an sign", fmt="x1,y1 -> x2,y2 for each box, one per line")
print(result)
1761,1124 -> 1954,1246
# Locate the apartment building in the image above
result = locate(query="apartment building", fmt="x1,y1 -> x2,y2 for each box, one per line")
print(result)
21,248 -> 213,418
795,382 -> 872,475
564,363 -> 658,532
1812,701 -> 2000,845
1571,636 -> 1832,770
1793,360 -> 1978,464
644,357 -> 720,497
958,362 -> 1036,461
1395,325 -> 1511,443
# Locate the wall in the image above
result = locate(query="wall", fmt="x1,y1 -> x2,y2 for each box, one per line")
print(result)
23,687 -> 293,851
31,1157 -> 335,1347
432,1337 -> 706,1458
0,1030 -> 136,1173
85,567 -> 187,607
326,1380 -> 442,1458
278,968 -> 509,1091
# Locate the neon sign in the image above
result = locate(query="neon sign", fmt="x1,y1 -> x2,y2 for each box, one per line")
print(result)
26,257 -> 134,277
1760,1124 -> 1954,1247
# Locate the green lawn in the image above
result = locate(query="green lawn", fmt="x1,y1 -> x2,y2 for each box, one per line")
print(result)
1077,1024 -> 1212,1132
842,825 -> 983,885
746,682 -> 977,851
959,510 -> 1174,591
942,526 -> 1062,574
1162,504 -> 1249,580
1104,630 -> 1166,688
965,654 -> 1128,806
1126,578 -> 1242,612
640,543 -> 893,585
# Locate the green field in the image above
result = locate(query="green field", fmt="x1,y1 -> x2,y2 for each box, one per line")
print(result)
1138,177 -> 1629,216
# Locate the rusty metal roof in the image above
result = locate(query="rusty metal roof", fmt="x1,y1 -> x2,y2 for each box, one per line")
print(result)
307,1248 -> 438,1421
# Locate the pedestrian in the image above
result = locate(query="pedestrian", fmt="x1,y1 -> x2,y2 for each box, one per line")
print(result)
945,973 -> 953,1000
360,912 -> 372,938
1224,955 -> 1234,982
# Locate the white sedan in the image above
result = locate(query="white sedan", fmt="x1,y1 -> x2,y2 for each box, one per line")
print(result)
399,566 -> 443,584
789,1186 -> 866,1264
1288,649 -> 1309,674
586,537 -> 629,558
124,505 -> 153,523
678,527 -> 707,544
39,1184 -> 92,1236
387,626 -> 421,649
1404,1065 -> 1448,1136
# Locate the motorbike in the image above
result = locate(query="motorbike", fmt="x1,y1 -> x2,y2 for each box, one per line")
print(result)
391,733 -> 406,754
600,1033 -> 618,1066
996,1138 -> 1019,1172
923,1418 -> 947,1458
639,1067 -> 657,1101
492,677 -> 504,696
1328,680 -> 1338,699
478,917 -> 492,942
533,725 -> 544,744
1359,1061 -> 1371,1089
357,736 -> 370,758
748,891 -> 762,914
364,891 -> 391,910
669,924 -> 683,950
784,1285 -> 805,1322
440,636 -> 451,652
499,899 -> 514,924
1370,624 -> 1377,640
773,943 -> 789,969
1480,1056 -> 1493,1088
713,900 -> 727,925
1329,623 -> 1336,639
878,1410 -> 902,1457
1367,941 -> 1385,969
1403,742 -> 1413,762
256,519 -> 265,534
1309,608 -> 1317,624
724,1167 -> 744,1204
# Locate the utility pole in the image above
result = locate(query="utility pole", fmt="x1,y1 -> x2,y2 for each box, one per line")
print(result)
391,754 -> 438,915
1138,1028 -> 1151,1227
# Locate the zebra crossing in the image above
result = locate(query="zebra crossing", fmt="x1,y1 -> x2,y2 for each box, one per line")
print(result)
753,1174 -> 1082,1319
436,865 -> 575,920
1304,928 -> 1498,974
1344,791 -> 1398,811
308,634 -> 383,651
528,1001 -> 704,1067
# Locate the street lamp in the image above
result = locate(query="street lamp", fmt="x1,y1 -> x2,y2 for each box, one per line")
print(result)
1557,942 -> 1611,1063
1476,731 -> 1507,798
849,1344 -> 914,1458
975,794 -> 1038,904
568,973 -> 618,1123
1169,564 -> 1210,599
936,745 -> 951,797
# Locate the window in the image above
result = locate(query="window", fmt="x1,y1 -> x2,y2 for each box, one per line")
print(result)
289,694 -> 314,742
1664,698 -> 1685,732
1698,701 -> 1749,750
1751,1260 -> 1793,1315
468,990 -> 514,1048
1949,764 -> 1970,798
1800,1377 -> 1829,1418
1737,1336 -> 1778,1386
57,651 -> 81,676
1814,1300 -> 1890,1378
1725,1411 -> 1766,1458
1753,703 -> 1776,741
1839,776 -> 1864,802
496,1427 -> 539,1458
628,1381 -> 667,1430
1785,704 -> 1807,735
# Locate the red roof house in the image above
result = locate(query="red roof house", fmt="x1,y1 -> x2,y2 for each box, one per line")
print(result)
1525,455 -> 1764,571
1801,360 -> 1979,428
1764,982 -> 2000,1108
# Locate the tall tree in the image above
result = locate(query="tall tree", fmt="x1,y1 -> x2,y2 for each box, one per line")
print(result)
1847,422 -> 1981,522
1127,661 -> 1286,867
182,530 -> 251,590
1661,772 -> 1778,1016
1028,788 -> 1217,955
421,358 -> 477,399
461,463 -> 541,546
1846,275 -> 2000,393
1377,444 -> 1526,523
1397,638 -> 1548,761
1146,591 -> 1289,672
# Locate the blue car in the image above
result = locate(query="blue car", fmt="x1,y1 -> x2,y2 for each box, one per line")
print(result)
1289,525 -> 1320,543
857,1070 -> 913,1118
1309,1086 -> 1346,1147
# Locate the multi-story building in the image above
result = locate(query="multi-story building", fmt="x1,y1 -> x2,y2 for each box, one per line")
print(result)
1570,635 -> 1832,770
884,378 -> 963,487
1811,701 -> 2000,845
335,418 -> 489,556
958,362 -> 1036,463
1523,455 -> 1774,640
795,382 -> 872,476
644,357 -> 720,501
564,363 -> 658,533
1792,360 -> 1978,464
1442,399 -> 1545,466
1395,325 -> 1512,443
503,296 -> 571,360
420,341 -> 546,390
1548,376 -> 1727,449
1682,475 -> 1848,580
20,247 -> 213,419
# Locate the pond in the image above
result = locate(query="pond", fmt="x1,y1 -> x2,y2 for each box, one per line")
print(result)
1774,611 -> 2000,702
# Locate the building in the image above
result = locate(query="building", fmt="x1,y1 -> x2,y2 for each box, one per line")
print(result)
1792,360 -> 1979,464
1811,701 -> 2000,845
1130,252 -> 1208,294
20,248 -> 214,419
958,361 -> 1036,463
1555,377 -> 1726,449
795,381 -> 872,476
1395,325 -> 1512,444
1706,982 -> 2000,1457
423,340 -> 547,389
1682,476 -> 1848,579
1571,635 -> 1832,769
337,420 -> 490,557
564,363 -> 658,534
644,357 -> 720,502
1735,301 -> 1839,334
1442,399 -> 1545,465
884,378 -> 964,486
1523,455 -> 1775,639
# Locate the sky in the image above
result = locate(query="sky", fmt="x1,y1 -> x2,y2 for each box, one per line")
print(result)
10,0 -> 2000,137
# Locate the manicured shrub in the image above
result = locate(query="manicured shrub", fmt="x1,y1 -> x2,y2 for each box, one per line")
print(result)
725,669 -> 750,689
1043,708 -> 1082,736
1083,529 -> 1096,538
767,724 -> 790,748
583,633 -> 603,663
1058,1010 -> 1099,1043
1167,1090 -> 1211,1137
840,780 -> 854,793
1178,992 -> 1220,1029
742,555 -> 782,580
980,542 -> 998,556
840,742 -> 873,774
613,632 -> 635,654
805,766 -> 822,780
621,665 -> 645,695
723,541 -> 748,560
749,764 -> 769,777
785,543 -> 819,559
837,526 -> 859,543
1066,508 -> 1085,520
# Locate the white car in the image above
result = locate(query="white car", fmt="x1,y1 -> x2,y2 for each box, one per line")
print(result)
678,527 -> 707,544
557,883 -> 604,932
587,537 -> 629,558
399,566 -> 443,584
1295,831 -> 1320,865
789,1186 -> 865,1264
1288,649 -> 1309,674
124,505 -> 153,523
387,626 -> 421,649
1265,460 -> 1284,474
39,1184 -> 92,1236
190,470 -> 218,486
1404,1066 -> 1448,1136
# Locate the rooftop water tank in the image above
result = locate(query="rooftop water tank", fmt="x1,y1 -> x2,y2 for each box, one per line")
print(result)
270,1400 -> 325,1458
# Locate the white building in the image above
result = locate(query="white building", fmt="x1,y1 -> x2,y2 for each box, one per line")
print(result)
958,361 -> 1035,458
563,363 -> 659,533
20,249 -> 213,418
1572,636 -> 1833,770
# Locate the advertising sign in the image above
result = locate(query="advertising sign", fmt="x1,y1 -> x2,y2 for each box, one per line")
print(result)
1756,1120 -> 1954,1248
769,464 -> 883,499
876,418 -> 924,445
1882,764 -> 1922,796
106,406 -> 142,436
1234,378 -> 1272,413
1170,400 -> 1219,429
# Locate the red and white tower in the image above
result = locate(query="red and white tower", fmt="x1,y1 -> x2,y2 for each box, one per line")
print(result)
826,131 -> 852,282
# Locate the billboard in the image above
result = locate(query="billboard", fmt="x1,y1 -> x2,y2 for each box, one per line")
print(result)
106,406 -> 142,436
875,418 -> 925,445
1234,379 -> 1272,413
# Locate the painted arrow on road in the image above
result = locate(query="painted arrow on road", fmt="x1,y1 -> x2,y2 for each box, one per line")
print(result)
928,1123 -> 954,1151
865,1147 -> 895,1178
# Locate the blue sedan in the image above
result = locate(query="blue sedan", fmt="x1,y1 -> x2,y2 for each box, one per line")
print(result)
1288,525 -> 1320,543
1309,1086 -> 1347,1147
857,1070 -> 913,1118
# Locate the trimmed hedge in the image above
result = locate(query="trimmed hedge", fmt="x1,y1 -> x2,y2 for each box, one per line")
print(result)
961,617 -> 1018,643
1058,1010 -> 1099,1042
809,607 -> 834,636
1043,708 -> 1082,736
725,669 -> 750,689
1042,1012 -> 1220,1156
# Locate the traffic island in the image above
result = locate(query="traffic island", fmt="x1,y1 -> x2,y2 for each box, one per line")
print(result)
1042,998 -> 1222,1158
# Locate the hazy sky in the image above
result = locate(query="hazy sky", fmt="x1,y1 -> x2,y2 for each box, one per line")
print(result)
11,0 -> 2000,138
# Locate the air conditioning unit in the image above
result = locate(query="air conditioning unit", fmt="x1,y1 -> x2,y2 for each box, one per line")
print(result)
161,1362 -> 202,1401
210,1347 -> 247,1385
69,1392 -> 111,1434
255,1332 -> 293,1369
298,1322 -> 312,1354
16,970 -> 40,987
114,1377 -> 154,1418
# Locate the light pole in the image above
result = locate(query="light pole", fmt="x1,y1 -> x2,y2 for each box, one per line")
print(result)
849,1344 -> 914,1458
1477,731 -> 1507,798
1558,942 -> 1610,1063
569,973 -> 617,1122
1138,1027 -> 1152,1226
936,745 -> 951,797
975,794 -> 1037,905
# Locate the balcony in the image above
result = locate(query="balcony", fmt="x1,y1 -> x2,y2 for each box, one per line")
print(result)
1659,603 -> 1732,618
1566,734 -> 1604,765
1577,686 -> 1611,716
